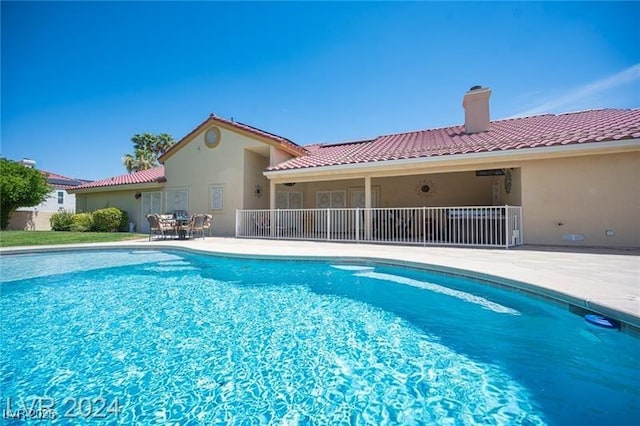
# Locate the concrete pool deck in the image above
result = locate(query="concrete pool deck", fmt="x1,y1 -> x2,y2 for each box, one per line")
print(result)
2,238 -> 639,330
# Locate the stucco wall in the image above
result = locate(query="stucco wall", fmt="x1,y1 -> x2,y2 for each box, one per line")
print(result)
163,126 -> 275,236
76,189 -> 149,233
7,211 -> 54,231
373,172 -> 495,207
9,188 -> 77,230
243,150 -> 270,210
15,189 -> 77,214
521,152 -> 639,247
501,168 -> 522,206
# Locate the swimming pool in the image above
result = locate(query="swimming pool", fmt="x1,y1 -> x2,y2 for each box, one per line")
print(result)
1,249 -> 638,424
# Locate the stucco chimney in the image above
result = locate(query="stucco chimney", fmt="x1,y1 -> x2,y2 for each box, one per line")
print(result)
462,85 -> 492,133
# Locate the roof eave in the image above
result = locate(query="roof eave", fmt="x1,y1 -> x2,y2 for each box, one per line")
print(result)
264,138 -> 640,182
68,181 -> 165,194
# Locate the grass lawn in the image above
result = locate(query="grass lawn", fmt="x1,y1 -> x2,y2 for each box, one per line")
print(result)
0,231 -> 148,247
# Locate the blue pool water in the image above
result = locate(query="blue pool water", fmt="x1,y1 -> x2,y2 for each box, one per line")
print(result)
0,249 -> 638,425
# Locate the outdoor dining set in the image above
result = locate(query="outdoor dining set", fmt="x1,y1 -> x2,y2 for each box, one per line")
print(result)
146,212 -> 212,241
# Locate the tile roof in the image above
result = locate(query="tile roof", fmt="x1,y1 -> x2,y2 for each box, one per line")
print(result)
40,170 -> 91,189
267,109 -> 640,171
72,166 -> 165,190
159,114 -> 307,162
211,114 -> 307,156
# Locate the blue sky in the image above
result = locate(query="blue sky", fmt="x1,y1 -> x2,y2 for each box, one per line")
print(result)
2,1 -> 638,180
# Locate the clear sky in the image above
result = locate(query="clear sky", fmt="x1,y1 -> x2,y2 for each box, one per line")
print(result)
2,1 -> 638,181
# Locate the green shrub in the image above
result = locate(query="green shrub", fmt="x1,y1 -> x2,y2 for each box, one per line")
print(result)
50,210 -> 74,231
70,213 -> 93,232
92,207 -> 127,232
118,209 -> 129,232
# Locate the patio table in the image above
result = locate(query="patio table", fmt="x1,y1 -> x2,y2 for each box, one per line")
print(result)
174,218 -> 190,239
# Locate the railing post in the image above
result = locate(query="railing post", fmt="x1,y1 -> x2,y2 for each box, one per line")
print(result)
235,210 -> 239,237
365,208 -> 371,241
422,206 -> 426,246
519,207 -> 524,245
504,205 -> 509,248
277,210 -> 281,239
270,209 -> 275,238
327,209 -> 331,241
355,208 -> 360,243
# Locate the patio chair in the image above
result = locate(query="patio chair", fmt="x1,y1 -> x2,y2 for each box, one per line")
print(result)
203,214 -> 213,237
146,214 -> 175,241
182,214 -> 206,239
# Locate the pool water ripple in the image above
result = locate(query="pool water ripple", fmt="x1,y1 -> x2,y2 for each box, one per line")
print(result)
1,250 -> 638,425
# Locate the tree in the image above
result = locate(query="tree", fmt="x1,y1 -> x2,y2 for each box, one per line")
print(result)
122,133 -> 175,173
0,158 -> 51,230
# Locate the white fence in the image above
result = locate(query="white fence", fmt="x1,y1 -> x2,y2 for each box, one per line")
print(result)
236,206 -> 523,248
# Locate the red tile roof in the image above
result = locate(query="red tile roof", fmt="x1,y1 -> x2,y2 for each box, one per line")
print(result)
72,166 -> 165,190
268,109 -> 640,171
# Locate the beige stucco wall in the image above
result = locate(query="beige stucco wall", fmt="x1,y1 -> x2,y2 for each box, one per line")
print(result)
75,189 -> 152,233
501,168 -> 522,206
163,126 -> 276,236
270,146 -> 294,167
244,150 -> 270,210
373,172 -> 495,207
521,152 -> 639,247
7,211 -> 54,231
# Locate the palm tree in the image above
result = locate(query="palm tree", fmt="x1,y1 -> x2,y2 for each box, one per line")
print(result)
122,133 -> 174,173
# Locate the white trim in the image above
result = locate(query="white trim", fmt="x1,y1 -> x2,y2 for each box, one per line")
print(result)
264,138 -> 640,180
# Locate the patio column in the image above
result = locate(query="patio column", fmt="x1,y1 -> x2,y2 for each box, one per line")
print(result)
364,176 -> 372,239
269,180 -> 276,210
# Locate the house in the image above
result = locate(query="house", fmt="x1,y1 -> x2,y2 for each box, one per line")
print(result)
70,87 -> 640,247
8,159 -> 92,230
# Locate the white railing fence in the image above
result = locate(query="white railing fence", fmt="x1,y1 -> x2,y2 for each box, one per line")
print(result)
236,206 -> 523,248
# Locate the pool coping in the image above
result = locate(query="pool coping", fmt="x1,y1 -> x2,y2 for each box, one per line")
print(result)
1,239 -> 639,334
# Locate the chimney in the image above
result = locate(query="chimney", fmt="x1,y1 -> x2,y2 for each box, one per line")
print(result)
19,158 -> 37,168
462,85 -> 492,133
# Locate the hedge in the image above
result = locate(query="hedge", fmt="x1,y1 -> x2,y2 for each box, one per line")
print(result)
69,213 -> 93,232
50,211 -> 74,231
92,207 -> 128,232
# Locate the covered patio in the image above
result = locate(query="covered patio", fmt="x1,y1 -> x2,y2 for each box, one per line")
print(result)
237,166 -> 523,248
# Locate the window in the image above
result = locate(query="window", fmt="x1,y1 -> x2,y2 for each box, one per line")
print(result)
165,189 -> 189,214
275,191 -> 303,209
210,185 -> 224,210
57,191 -> 64,204
142,191 -> 162,216
348,187 -> 380,208
316,190 -> 345,208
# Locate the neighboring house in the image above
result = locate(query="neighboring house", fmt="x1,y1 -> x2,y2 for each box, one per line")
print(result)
8,159 -> 92,230
69,87 -> 640,247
